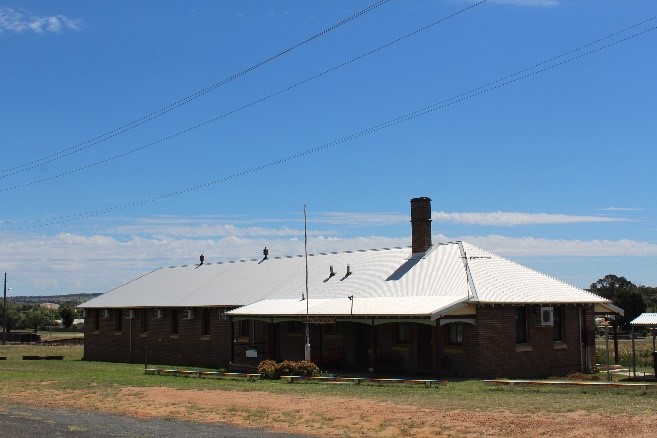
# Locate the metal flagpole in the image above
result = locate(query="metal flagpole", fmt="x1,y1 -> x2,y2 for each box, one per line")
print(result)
304,205 -> 311,361
3,273 -> 7,345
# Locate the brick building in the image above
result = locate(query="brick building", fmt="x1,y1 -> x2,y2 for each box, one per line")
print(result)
81,197 -> 621,378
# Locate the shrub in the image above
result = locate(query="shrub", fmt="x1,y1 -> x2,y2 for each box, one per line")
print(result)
256,360 -> 278,379
256,359 -> 320,379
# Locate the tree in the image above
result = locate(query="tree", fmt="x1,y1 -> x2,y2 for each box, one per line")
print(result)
23,307 -> 53,333
58,304 -> 76,329
614,289 -> 647,329
638,286 -> 657,312
589,274 -> 637,301
0,300 -> 21,333
590,274 -> 646,330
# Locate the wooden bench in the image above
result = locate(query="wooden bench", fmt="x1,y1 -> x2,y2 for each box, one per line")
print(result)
144,368 -> 160,375
368,378 -> 406,385
335,377 -> 368,385
404,379 -> 445,388
484,379 -> 657,395
219,372 -> 261,381
281,375 -> 304,383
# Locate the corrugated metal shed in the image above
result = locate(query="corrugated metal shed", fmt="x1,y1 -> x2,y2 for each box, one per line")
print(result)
630,313 -> 657,326
81,241 -> 612,317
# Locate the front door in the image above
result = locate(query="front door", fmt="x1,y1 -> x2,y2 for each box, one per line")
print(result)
416,323 -> 433,371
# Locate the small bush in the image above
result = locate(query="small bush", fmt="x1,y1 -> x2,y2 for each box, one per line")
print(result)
256,360 -> 278,379
256,359 -> 320,379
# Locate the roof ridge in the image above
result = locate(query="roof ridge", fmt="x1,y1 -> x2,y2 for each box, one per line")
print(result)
162,246 -> 413,268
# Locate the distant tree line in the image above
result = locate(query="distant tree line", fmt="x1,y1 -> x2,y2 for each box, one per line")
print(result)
589,274 -> 656,330
1,302 -> 81,333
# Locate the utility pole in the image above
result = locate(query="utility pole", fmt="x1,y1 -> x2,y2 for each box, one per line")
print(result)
3,273 -> 7,345
304,205 -> 311,362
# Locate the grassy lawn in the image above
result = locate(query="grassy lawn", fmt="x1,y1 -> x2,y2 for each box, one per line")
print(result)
1,344 -> 656,418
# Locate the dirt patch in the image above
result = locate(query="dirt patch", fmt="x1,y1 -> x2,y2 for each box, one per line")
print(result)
5,387 -> 655,437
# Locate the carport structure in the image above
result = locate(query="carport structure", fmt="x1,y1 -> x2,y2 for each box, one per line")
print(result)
629,313 -> 657,377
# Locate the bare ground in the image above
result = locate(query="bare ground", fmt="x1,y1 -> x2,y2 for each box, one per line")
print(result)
5,387 -> 654,437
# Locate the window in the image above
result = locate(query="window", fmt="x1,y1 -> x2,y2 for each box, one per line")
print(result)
93,309 -> 100,331
515,306 -> 528,344
553,305 -> 565,342
448,323 -> 463,345
202,308 -> 211,336
115,309 -> 123,332
287,321 -> 303,334
240,319 -> 250,338
171,309 -> 179,335
397,323 -> 412,343
141,309 -> 148,333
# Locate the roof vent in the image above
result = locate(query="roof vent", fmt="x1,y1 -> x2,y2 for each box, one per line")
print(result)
199,254 -> 205,265
345,265 -> 352,277
263,247 -> 269,260
329,265 -> 336,278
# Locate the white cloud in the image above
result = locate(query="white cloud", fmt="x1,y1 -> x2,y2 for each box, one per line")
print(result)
0,7 -> 83,33
432,211 -> 625,226
458,234 -> 657,257
600,207 -> 644,211
488,0 -> 558,7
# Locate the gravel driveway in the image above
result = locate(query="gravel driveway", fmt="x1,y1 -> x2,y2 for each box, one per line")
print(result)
0,404 -> 312,438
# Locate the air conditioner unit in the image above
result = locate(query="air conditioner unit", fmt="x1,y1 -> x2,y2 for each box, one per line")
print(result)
219,310 -> 228,320
81,309 -> 88,319
538,307 -> 554,326
102,309 -> 111,319
125,309 -> 135,319
154,309 -> 164,319
183,309 -> 194,320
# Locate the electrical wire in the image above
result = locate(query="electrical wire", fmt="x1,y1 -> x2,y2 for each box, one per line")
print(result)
0,0 -> 392,176
0,0 -> 491,191
1,19 -> 655,231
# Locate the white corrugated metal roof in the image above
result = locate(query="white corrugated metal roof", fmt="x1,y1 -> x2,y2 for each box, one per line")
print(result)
630,313 -> 657,326
81,241 -> 612,315
227,296 -> 464,319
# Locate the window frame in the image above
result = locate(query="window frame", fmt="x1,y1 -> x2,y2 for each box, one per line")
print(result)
202,308 -> 211,336
447,323 -> 464,345
397,323 -> 412,344
515,306 -> 529,344
115,309 -> 123,332
140,309 -> 149,333
170,309 -> 179,335
552,305 -> 565,342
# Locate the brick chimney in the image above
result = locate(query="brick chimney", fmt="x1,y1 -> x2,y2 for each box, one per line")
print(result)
410,197 -> 432,254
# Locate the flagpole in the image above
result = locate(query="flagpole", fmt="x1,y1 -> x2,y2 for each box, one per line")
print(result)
304,205 -> 311,361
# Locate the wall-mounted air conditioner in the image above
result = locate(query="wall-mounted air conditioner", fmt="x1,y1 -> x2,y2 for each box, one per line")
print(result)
81,309 -> 88,319
538,307 -> 554,326
102,309 -> 111,319
125,309 -> 135,319
219,310 -> 228,320
154,309 -> 164,319
183,309 -> 194,320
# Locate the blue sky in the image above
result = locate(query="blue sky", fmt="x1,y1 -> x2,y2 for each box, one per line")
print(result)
1,0 -> 656,296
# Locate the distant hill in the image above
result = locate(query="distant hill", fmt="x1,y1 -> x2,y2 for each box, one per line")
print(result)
10,293 -> 102,306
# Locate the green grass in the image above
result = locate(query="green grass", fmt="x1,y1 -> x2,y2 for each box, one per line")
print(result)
1,344 -> 656,417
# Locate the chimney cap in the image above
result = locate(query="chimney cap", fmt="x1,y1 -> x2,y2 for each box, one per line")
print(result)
411,196 -> 432,203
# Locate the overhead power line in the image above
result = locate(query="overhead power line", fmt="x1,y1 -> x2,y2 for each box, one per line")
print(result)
0,0 -> 392,177
2,18 -> 655,231
0,0 -> 490,191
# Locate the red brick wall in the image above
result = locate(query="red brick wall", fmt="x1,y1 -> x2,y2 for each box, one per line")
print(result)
439,305 -> 595,378
84,308 -> 267,369
84,305 -> 598,377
